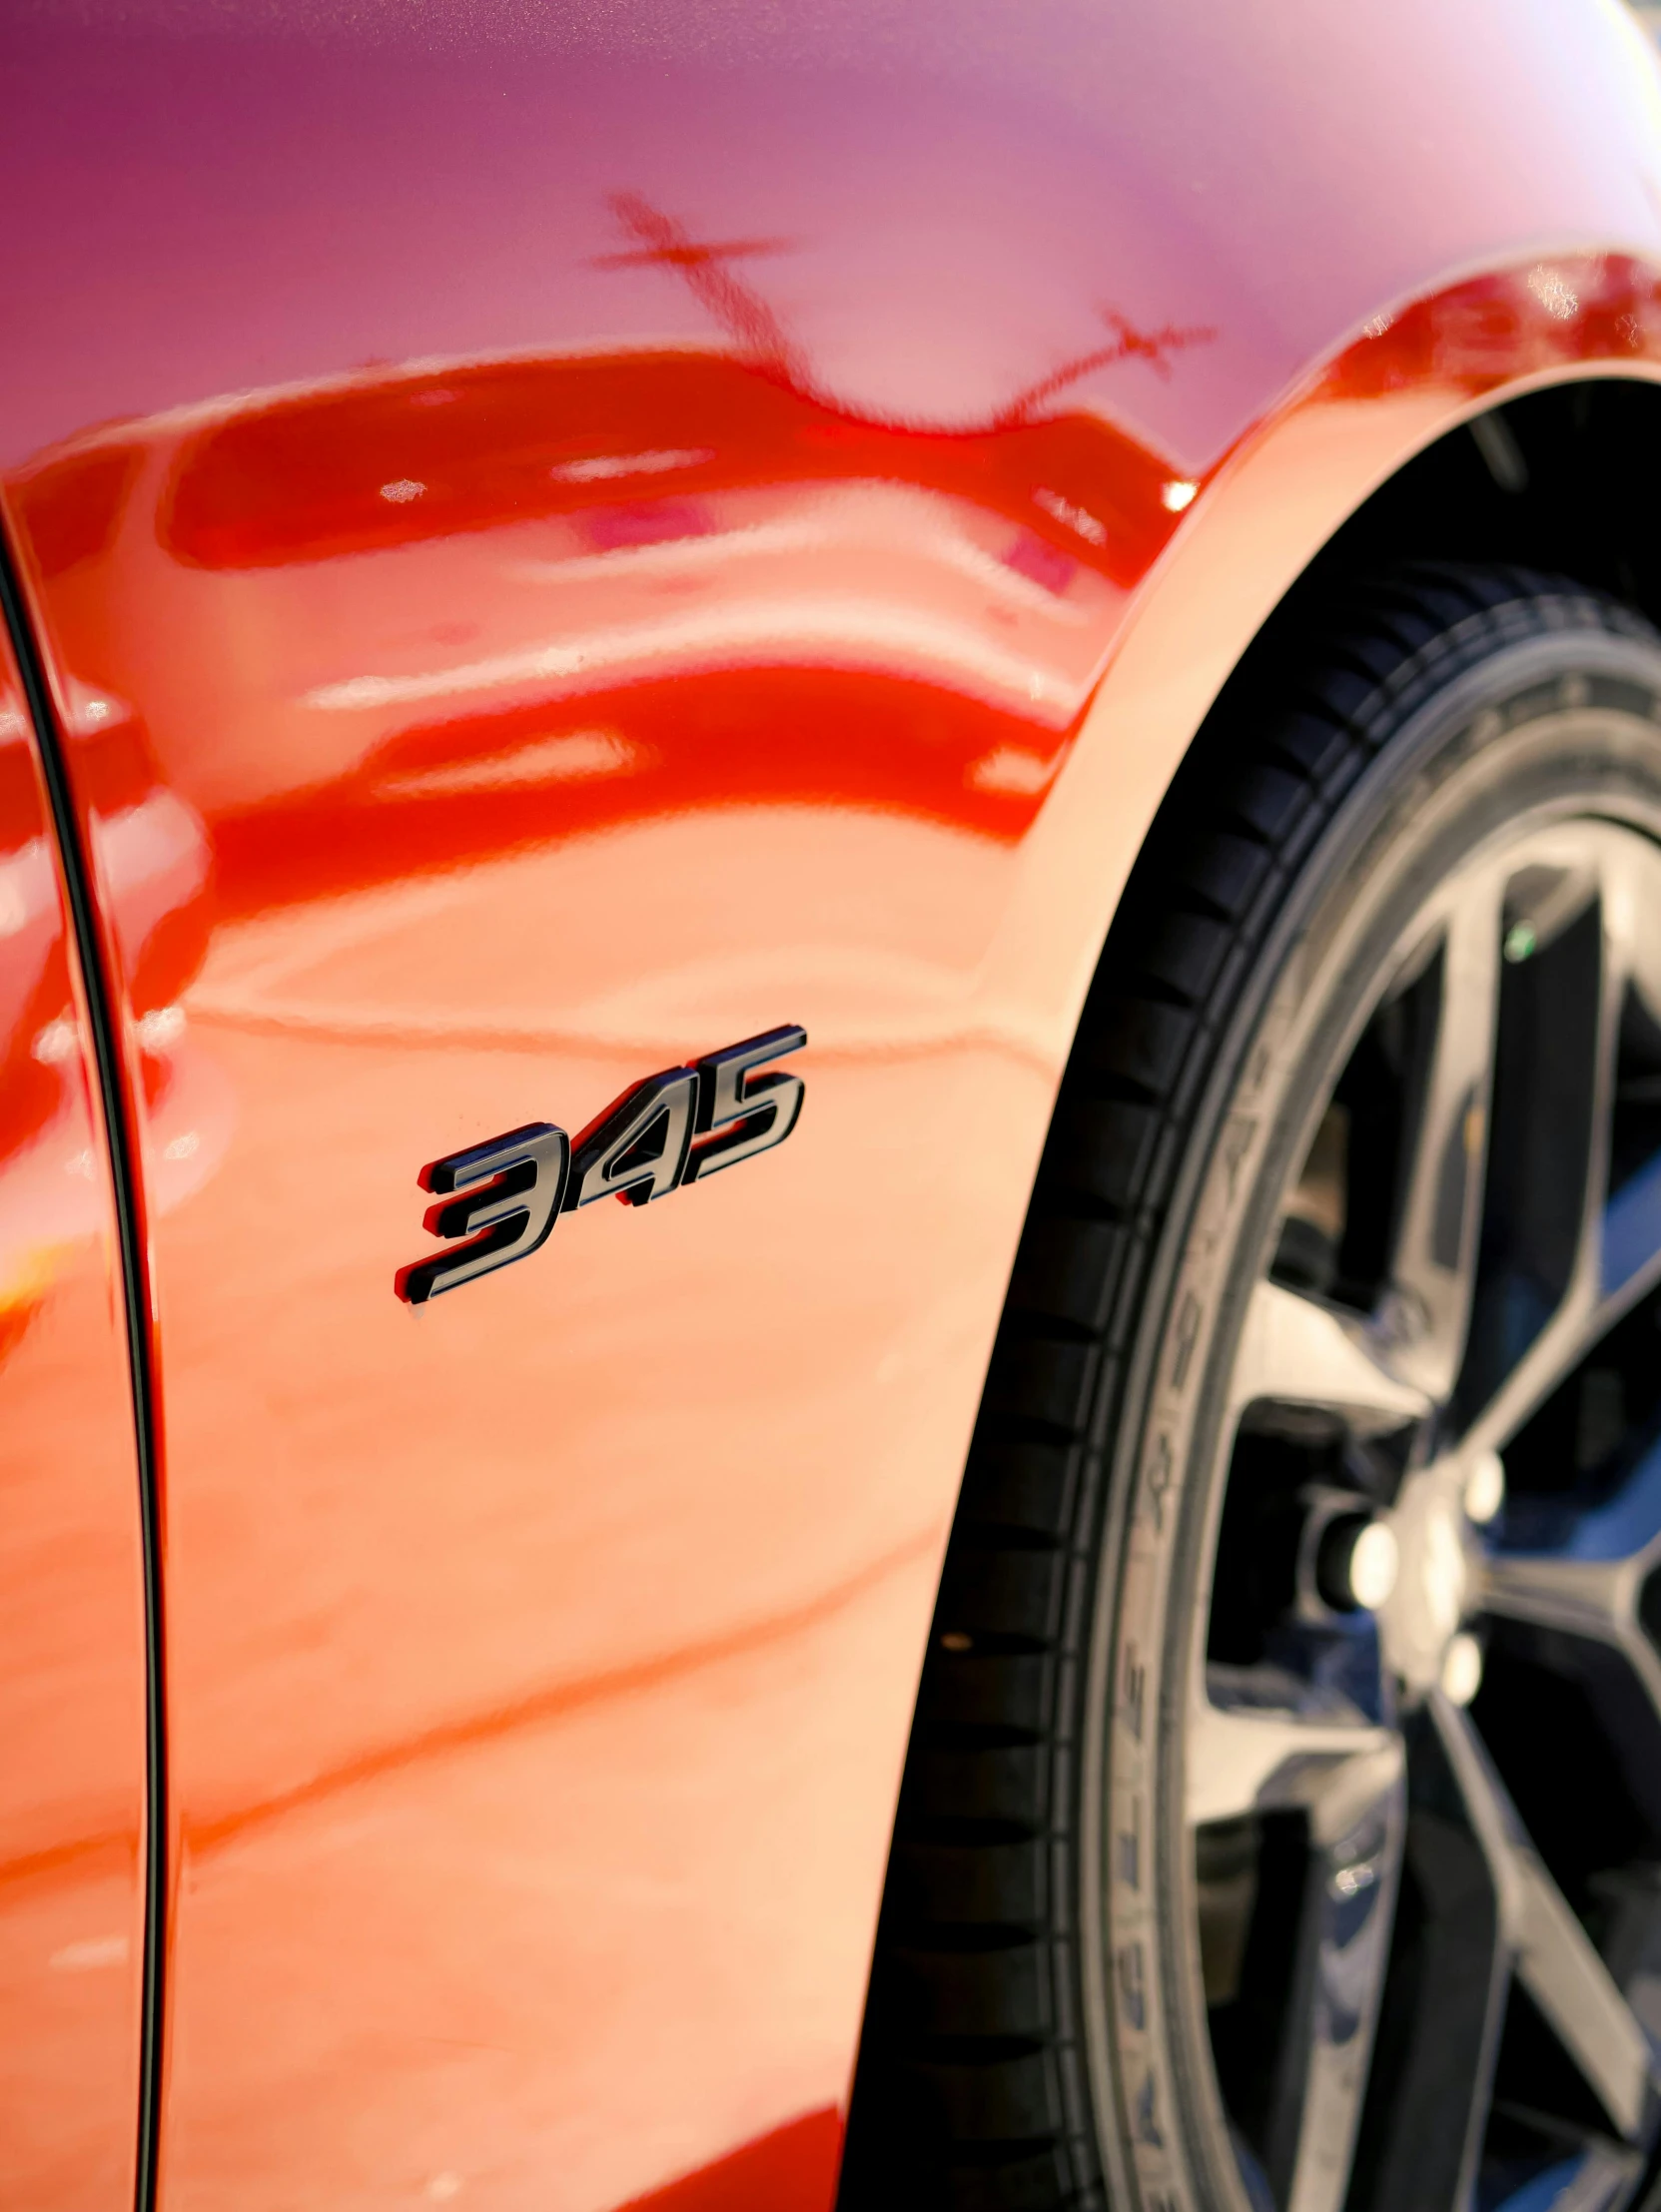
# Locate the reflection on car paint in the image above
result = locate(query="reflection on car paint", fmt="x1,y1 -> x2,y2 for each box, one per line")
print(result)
10,250 -> 1661,2212
0,631 -> 148,2207
2,0 -> 1661,2194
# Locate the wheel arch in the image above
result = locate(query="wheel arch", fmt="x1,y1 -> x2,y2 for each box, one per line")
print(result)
837,327 -> 1661,2195
975,345 -> 1661,1181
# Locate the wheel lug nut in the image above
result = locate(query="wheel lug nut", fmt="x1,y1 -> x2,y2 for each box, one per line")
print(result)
1463,1450 -> 1505,1526
1316,1514 -> 1399,1612
1441,1631 -> 1484,1705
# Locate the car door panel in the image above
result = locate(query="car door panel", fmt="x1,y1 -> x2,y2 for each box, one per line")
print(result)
0,617 -> 149,2210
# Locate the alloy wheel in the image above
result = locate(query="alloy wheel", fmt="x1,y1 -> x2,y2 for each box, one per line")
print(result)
1190,816 -> 1661,2212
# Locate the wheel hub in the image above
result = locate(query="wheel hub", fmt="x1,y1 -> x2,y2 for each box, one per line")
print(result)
1375,1465 -> 1474,1694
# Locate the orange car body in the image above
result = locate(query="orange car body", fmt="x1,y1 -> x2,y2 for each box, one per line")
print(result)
2,1 -> 1660,2204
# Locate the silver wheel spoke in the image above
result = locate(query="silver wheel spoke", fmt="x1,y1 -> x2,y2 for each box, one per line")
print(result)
1602,843 -> 1661,1301
1517,1852 -> 1656,2145
1234,1278 -> 1432,1433
1192,1676 -> 1404,2212
1189,1674 -> 1397,1829
1471,1234 -> 1661,1470
1434,1695 -> 1658,2144
1480,1443 -> 1661,1722
1386,884 -> 1502,1404
1282,1759 -> 1405,2212
1343,1699 -> 1514,2212
1460,827 -> 1632,1448
1481,1551 -> 1639,1646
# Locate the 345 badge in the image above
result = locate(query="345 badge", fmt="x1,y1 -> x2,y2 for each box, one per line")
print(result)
395,1025 -> 806,1304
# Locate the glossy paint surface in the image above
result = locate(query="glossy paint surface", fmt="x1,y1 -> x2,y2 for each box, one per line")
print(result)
0,625 -> 148,2205
4,2 -> 1661,2207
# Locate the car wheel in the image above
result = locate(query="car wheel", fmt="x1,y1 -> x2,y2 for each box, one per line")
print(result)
842,565 -> 1661,2212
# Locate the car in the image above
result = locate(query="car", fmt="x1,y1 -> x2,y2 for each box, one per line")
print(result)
5,2 -> 1661,2207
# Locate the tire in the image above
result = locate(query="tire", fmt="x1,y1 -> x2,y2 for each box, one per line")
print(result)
840,565 -> 1661,2212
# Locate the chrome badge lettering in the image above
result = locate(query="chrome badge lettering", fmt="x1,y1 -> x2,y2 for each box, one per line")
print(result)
395,1024 -> 806,1304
